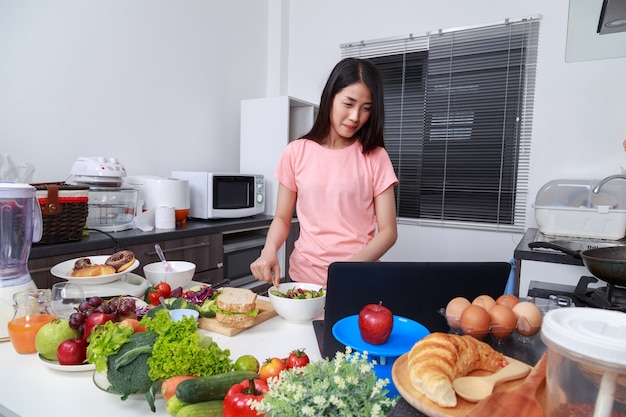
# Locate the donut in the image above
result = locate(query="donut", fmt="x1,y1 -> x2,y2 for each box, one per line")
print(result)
71,264 -> 116,277
73,258 -> 92,270
105,250 -> 135,272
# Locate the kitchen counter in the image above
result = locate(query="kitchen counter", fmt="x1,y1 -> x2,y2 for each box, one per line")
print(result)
0,311 -> 545,417
0,305 -> 323,417
29,215 -> 276,260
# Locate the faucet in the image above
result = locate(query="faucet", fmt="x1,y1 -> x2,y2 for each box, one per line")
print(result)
593,174 -> 626,194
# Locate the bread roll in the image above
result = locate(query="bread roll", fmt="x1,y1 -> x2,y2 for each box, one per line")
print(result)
407,332 -> 506,407
70,264 -> 116,277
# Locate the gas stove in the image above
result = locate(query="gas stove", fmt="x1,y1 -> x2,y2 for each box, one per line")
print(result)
529,276 -> 626,312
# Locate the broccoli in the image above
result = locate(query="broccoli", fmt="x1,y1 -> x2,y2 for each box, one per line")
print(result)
106,330 -> 158,400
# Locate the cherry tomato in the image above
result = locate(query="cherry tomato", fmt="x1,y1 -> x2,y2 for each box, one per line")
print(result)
147,291 -> 162,306
259,357 -> 286,381
285,349 -> 309,369
155,282 -> 172,298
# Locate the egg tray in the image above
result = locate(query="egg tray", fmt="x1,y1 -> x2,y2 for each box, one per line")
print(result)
436,307 -> 541,342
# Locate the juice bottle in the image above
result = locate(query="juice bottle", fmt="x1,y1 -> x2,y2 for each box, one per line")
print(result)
7,314 -> 56,353
8,289 -> 56,354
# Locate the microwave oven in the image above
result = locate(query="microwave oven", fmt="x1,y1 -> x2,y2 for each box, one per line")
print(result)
170,171 -> 265,219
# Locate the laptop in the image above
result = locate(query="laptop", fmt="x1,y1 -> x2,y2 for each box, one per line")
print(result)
315,261 -> 511,359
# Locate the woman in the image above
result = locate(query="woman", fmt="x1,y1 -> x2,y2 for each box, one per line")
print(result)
250,58 -> 398,288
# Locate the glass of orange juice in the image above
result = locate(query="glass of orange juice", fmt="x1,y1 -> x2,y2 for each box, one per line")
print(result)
8,289 -> 56,354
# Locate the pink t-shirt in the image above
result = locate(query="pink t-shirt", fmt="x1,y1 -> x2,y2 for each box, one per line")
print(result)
275,139 -> 398,287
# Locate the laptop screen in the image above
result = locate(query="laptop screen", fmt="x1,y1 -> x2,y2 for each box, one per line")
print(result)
316,261 -> 511,358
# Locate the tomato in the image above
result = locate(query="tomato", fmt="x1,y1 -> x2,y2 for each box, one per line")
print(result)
147,291 -> 162,306
259,357 -> 286,381
285,349 -> 309,369
155,282 -> 171,298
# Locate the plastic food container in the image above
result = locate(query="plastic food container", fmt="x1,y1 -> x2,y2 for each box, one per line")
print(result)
534,179 -> 626,240
85,187 -> 138,231
541,308 -> 626,417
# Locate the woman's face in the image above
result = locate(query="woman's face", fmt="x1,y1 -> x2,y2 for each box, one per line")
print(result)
330,82 -> 372,140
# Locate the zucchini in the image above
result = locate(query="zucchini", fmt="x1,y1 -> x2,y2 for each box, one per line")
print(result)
176,370 -> 259,404
176,400 -> 223,417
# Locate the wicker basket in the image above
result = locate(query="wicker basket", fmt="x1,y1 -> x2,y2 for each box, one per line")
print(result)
33,183 -> 89,244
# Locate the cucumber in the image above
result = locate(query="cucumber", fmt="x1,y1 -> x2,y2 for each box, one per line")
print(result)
176,400 -> 223,417
166,395 -> 187,417
175,370 -> 259,404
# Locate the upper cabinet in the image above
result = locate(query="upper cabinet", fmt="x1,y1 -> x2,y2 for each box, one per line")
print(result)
240,96 -> 318,216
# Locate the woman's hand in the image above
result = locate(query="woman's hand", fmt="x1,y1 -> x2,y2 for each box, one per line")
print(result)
250,249 -> 281,288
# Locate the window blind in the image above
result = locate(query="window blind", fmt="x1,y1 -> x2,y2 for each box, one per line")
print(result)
341,17 -> 540,232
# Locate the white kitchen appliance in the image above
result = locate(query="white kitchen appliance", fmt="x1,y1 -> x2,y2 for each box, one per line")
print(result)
124,175 -> 190,224
534,179 -> 626,240
170,171 -> 264,219
0,183 -> 42,339
69,157 -> 138,232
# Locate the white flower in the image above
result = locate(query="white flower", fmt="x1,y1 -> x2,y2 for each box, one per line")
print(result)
249,347 -> 397,417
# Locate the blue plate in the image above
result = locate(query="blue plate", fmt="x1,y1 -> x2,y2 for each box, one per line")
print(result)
332,315 -> 430,358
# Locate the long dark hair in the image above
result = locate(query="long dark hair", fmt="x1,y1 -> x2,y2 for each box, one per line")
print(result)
304,58 -> 385,154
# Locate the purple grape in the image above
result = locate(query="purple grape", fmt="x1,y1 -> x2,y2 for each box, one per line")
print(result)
78,301 -> 91,312
88,296 -> 103,307
68,312 -> 86,329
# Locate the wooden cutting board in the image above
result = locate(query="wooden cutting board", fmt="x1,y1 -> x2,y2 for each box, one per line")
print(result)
197,299 -> 277,336
392,353 -> 547,417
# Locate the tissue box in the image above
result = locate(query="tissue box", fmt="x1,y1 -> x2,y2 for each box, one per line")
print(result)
534,179 -> 626,240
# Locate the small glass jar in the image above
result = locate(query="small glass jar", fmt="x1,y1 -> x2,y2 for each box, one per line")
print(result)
541,308 -> 626,417
7,289 -> 56,354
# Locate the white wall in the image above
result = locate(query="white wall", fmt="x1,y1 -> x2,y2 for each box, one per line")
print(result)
0,0 -> 269,181
287,0 -> 626,262
2,1 -> 625,263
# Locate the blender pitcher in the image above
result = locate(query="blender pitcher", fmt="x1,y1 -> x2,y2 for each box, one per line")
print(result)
0,183 -> 43,340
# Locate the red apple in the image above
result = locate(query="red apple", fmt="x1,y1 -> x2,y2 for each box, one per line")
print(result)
358,302 -> 394,345
57,338 -> 88,365
82,312 -> 115,341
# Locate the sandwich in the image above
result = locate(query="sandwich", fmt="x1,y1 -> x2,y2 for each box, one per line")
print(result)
213,287 -> 259,329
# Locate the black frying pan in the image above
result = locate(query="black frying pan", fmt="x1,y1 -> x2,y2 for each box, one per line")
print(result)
528,242 -> 626,287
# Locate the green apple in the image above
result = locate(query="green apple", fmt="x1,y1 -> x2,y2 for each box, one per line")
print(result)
35,319 -> 80,361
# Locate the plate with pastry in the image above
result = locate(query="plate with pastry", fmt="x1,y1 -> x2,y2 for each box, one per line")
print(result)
391,332 -> 543,417
51,250 -> 139,285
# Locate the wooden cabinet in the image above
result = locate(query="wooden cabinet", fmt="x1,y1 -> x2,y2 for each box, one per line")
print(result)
28,233 -> 223,289
129,233 -> 223,286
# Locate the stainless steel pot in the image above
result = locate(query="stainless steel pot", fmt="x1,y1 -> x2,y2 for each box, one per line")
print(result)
528,242 -> 626,286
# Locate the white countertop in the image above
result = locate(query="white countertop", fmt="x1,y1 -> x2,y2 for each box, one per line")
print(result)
0,310 -> 323,417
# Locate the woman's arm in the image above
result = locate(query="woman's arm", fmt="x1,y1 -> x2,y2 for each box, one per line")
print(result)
349,185 -> 398,262
250,183 -> 297,286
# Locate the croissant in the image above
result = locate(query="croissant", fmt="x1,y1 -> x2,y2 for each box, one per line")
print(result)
407,332 -> 507,408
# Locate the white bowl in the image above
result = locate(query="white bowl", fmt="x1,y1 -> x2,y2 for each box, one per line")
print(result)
169,308 -> 199,322
268,282 -> 326,323
143,261 -> 196,289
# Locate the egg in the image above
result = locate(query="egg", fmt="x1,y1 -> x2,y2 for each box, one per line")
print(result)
488,304 -> 517,339
460,305 -> 491,339
512,301 -> 543,336
472,295 -> 496,312
496,294 -> 520,309
445,297 -> 471,329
